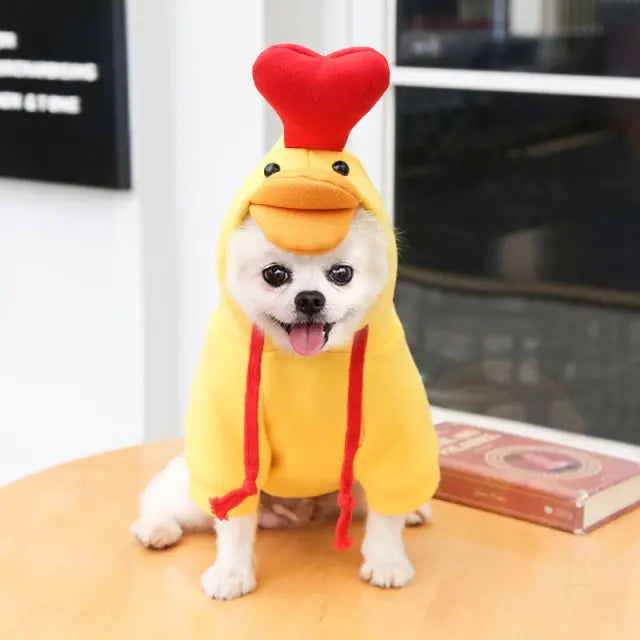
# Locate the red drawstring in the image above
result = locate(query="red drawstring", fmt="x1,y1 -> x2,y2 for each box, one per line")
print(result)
209,323 -> 369,553
209,325 -> 264,519
334,326 -> 369,550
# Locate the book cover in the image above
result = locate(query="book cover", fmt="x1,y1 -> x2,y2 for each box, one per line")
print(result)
434,422 -> 640,533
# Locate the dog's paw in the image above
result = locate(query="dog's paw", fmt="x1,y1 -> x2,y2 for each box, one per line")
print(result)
405,502 -> 432,527
131,517 -> 182,549
360,555 -> 415,589
200,561 -> 256,600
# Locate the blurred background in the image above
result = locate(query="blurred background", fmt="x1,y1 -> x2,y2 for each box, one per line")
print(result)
1,0 -> 639,485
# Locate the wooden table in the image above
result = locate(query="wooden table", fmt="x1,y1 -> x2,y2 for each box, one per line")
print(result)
1,440 -> 638,640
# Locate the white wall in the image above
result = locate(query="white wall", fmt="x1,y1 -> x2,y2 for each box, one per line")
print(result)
130,0 -> 179,445
0,0 -> 154,484
170,1 -> 266,427
0,176 -> 143,485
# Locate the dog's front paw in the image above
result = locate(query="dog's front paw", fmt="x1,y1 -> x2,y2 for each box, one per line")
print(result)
360,555 -> 415,589
200,561 -> 256,600
131,517 -> 182,549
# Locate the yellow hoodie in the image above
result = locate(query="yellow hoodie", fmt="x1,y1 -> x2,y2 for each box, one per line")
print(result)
184,44 -> 440,549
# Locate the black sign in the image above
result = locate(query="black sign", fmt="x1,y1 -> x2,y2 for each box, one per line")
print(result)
0,1 -> 130,189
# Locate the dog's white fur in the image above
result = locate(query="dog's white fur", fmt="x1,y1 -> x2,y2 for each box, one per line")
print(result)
132,208 -> 431,599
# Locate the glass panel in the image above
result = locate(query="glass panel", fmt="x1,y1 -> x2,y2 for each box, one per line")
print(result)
397,0 -> 640,77
395,87 -> 640,296
394,87 -> 640,444
396,280 -> 640,444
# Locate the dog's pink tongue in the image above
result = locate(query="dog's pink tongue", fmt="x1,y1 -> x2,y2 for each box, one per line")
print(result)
289,323 -> 325,356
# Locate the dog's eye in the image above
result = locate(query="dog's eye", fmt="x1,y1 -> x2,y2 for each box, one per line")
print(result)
264,162 -> 281,177
262,264 -> 291,287
327,264 -> 353,286
332,160 -> 349,176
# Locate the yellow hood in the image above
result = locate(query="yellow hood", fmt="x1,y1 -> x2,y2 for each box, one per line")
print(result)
216,137 -> 399,353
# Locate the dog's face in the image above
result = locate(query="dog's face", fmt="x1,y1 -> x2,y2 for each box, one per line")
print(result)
226,208 -> 389,355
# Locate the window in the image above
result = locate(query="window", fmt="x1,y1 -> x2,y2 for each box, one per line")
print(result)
353,0 -> 640,445
397,0 -> 640,78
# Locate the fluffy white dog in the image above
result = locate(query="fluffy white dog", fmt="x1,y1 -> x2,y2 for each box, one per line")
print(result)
132,209 -> 431,599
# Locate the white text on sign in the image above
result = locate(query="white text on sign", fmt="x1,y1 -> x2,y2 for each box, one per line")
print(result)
0,91 -> 81,115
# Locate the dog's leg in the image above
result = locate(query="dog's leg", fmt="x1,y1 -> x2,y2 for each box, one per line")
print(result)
201,511 -> 258,600
131,456 -> 213,549
360,508 -> 415,588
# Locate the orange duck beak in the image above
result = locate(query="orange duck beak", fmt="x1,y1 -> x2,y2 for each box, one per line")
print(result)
249,168 -> 359,254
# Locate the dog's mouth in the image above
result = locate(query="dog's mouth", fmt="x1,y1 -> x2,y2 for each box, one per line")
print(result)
270,318 -> 334,356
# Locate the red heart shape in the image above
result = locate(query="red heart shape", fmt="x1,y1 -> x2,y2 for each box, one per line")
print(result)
253,44 -> 390,152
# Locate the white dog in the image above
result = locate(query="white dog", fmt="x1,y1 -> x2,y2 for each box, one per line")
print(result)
132,209 -> 431,599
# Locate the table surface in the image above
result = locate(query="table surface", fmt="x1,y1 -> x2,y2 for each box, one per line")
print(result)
1,440 -> 638,640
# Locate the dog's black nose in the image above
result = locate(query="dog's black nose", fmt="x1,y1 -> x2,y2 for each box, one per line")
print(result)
295,290 -> 325,316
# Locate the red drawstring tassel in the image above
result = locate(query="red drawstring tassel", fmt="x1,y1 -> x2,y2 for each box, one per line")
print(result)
334,326 -> 369,550
209,325 -> 265,520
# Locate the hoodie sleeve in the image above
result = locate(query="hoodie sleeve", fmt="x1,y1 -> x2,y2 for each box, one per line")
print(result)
184,311 -> 271,518
354,328 -> 440,516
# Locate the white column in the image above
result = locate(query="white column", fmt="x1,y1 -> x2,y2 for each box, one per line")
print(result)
169,1 -> 267,429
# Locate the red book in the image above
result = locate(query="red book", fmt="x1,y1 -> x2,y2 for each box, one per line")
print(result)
434,422 -> 640,533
